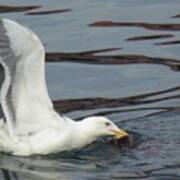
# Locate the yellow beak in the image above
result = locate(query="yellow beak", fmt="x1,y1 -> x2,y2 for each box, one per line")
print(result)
112,129 -> 129,139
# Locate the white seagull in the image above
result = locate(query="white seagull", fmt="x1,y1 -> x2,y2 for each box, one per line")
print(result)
0,19 -> 128,156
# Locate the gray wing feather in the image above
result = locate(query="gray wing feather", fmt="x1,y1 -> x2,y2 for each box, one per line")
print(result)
0,20 -> 17,131
0,64 -> 4,119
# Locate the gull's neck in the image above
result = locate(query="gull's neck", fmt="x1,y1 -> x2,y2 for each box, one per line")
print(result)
69,119 -> 98,149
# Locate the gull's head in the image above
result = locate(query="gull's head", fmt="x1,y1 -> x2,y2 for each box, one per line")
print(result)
81,116 -> 128,139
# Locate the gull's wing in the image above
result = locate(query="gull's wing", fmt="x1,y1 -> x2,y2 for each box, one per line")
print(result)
0,19 -> 55,135
0,64 -> 5,119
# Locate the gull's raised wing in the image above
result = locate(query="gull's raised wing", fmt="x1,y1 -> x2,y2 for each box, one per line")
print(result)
0,19 -> 54,135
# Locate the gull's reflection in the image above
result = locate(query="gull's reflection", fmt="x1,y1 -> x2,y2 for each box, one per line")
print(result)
0,154 -> 77,180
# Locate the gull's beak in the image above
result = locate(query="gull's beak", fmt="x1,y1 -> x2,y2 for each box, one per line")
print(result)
111,128 -> 129,139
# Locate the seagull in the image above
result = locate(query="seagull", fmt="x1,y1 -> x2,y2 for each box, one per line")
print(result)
0,19 -> 128,156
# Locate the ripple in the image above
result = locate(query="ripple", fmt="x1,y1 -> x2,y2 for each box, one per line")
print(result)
126,34 -> 174,41
154,40 -> 180,46
89,21 -> 180,31
25,8 -> 72,16
46,51 -> 180,71
0,5 -> 41,13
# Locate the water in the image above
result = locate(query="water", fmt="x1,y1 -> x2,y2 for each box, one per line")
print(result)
0,0 -> 180,179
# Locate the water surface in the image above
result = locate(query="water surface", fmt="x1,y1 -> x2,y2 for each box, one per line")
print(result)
0,0 -> 180,179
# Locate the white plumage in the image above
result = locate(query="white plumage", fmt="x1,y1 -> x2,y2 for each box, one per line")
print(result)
0,19 -> 128,156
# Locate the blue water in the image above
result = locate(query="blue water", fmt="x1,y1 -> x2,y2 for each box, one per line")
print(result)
0,0 -> 180,179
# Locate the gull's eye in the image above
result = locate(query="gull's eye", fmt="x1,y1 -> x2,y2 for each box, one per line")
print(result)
105,122 -> 111,126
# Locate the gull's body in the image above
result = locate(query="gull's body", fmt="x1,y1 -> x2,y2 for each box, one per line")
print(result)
0,19 -> 127,156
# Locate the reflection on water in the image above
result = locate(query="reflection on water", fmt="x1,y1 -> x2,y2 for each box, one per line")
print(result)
89,21 -> 180,31
25,9 -> 72,16
154,40 -> 180,46
0,0 -> 180,179
46,51 -> 180,71
53,85 -> 180,114
0,5 -> 40,13
172,14 -> 180,18
0,5 -> 71,16
127,34 -> 175,42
